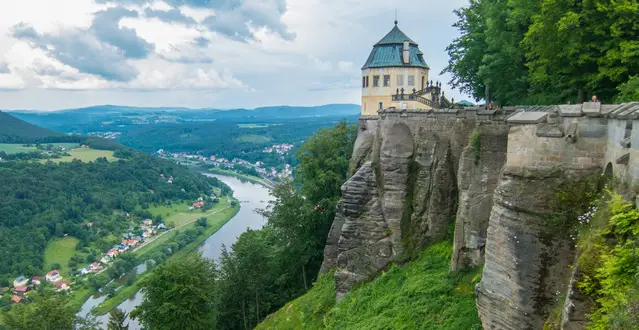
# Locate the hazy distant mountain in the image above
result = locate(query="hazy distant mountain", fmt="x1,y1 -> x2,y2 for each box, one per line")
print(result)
5,104 -> 361,132
0,111 -> 62,143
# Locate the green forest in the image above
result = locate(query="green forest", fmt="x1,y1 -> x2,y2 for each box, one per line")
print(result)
119,117 -> 357,170
0,146 -> 229,280
444,0 -> 639,105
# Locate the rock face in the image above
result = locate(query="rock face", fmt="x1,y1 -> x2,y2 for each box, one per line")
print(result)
451,125 -> 509,270
322,117 -> 499,298
476,167 -> 595,329
561,258 -> 594,330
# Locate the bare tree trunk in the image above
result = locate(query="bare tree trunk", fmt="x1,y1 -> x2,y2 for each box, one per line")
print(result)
578,88 -> 585,103
255,291 -> 260,325
301,264 -> 308,291
242,299 -> 248,330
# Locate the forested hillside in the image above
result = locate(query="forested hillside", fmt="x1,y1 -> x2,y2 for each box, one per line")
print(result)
444,0 -> 639,105
0,151 -> 229,279
0,111 -> 62,143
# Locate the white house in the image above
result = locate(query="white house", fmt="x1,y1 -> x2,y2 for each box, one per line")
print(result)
45,270 -> 62,283
13,276 -> 28,288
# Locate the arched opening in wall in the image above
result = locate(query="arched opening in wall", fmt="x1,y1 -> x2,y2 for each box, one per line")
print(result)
604,162 -> 613,178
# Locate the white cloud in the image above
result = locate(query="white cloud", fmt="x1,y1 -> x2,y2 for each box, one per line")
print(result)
0,0 -> 473,109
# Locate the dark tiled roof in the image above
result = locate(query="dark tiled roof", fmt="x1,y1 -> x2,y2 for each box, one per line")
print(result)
375,25 -> 417,45
362,24 -> 429,70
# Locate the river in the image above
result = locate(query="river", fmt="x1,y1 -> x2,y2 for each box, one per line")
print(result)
77,174 -> 273,329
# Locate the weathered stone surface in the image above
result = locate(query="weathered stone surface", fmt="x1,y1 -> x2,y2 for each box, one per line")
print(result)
333,161 -> 392,300
349,119 -> 377,174
451,125 -> 508,271
477,167 -> 594,330
561,257 -> 594,330
558,105 -> 583,117
508,111 -> 548,124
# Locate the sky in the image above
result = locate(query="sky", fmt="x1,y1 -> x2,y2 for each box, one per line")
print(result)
0,0 -> 472,110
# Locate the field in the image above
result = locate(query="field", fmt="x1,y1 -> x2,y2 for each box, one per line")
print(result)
45,148 -> 116,163
134,198 -> 232,255
43,237 -> 84,275
234,134 -> 272,144
0,143 -> 79,154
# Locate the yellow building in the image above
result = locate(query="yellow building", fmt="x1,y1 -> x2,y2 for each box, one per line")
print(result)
361,21 -> 444,116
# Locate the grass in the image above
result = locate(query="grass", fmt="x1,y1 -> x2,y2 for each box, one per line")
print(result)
44,237 -> 83,275
135,199 -> 232,256
234,134 -> 272,144
90,203 -> 240,316
257,241 -> 483,330
0,143 -> 79,154
44,148 -> 116,163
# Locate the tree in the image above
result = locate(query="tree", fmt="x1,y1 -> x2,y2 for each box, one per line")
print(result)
196,217 -> 208,228
3,294 -> 76,330
615,76 -> 639,103
133,253 -> 219,330
107,308 -> 129,330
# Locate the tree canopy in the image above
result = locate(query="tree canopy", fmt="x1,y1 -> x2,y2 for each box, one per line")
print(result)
444,0 -> 639,105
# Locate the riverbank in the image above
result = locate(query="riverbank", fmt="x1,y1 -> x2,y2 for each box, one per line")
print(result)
205,167 -> 276,189
89,202 -> 240,316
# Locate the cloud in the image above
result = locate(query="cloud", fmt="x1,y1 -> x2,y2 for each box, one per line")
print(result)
144,8 -> 197,26
193,36 -> 210,47
91,7 -> 154,59
10,23 -> 140,81
0,61 -> 10,73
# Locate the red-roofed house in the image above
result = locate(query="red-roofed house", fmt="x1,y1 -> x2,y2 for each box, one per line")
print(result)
11,295 -> 23,304
127,239 -> 138,247
54,280 -> 71,292
13,286 -> 29,295
192,201 -> 204,208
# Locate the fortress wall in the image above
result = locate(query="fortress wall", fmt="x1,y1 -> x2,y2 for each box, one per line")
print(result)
506,124 -> 606,171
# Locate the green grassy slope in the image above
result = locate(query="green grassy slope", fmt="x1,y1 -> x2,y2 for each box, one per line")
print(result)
257,241 -> 483,330
0,111 -> 62,142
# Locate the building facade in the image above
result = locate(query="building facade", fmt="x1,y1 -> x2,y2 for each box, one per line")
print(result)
361,21 -> 444,116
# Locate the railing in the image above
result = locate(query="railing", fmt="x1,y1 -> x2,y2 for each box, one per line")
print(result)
392,94 -> 435,107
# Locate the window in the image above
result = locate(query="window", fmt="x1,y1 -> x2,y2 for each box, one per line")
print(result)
373,75 -> 380,87
383,75 -> 391,87
408,75 -> 415,86
366,76 -> 369,87
397,74 -> 404,86
378,102 -> 383,110
362,76 -> 366,88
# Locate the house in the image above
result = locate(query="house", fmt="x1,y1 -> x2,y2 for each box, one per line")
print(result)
127,239 -> 138,247
45,270 -> 62,283
91,262 -> 101,271
79,266 -> 92,275
106,249 -> 119,258
11,295 -> 23,304
86,222 -> 94,227
31,277 -> 44,285
192,201 -> 204,209
54,280 -> 71,292
157,223 -> 166,230
13,286 -> 29,295
121,239 -> 128,245
13,276 -> 28,288
143,219 -> 153,226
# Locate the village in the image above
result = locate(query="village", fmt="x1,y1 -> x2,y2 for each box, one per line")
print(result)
1,217 -> 171,305
156,145 -> 294,181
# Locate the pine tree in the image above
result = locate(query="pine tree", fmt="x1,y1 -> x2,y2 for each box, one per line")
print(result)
107,308 -> 129,330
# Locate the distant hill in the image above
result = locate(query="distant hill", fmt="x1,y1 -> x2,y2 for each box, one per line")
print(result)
0,111 -> 63,143
5,104 -> 361,133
